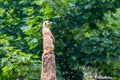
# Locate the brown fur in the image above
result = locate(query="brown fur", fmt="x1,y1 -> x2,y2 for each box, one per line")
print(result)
42,21 -> 55,60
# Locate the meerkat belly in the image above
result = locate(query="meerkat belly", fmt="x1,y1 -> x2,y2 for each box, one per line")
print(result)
43,36 -> 54,49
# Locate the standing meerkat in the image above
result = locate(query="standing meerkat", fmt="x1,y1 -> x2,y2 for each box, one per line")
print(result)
42,21 -> 55,60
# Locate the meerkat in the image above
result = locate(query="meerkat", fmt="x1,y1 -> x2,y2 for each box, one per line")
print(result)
42,21 -> 55,60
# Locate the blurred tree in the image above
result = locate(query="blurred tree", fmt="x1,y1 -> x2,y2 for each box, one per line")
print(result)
0,0 -> 120,80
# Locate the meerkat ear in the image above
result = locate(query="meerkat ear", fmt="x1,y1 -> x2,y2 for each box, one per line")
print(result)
44,22 -> 47,26
45,22 -> 46,25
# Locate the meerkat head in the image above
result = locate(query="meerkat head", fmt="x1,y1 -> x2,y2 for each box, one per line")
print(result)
43,21 -> 52,27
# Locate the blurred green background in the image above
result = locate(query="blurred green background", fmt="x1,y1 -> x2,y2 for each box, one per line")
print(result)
0,0 -> 120,80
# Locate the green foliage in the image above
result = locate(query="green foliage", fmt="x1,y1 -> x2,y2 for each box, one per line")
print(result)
0,0 -> 120,80
0,35 -> 41,80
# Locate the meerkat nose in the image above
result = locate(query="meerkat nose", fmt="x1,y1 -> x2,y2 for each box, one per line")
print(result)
50,21 -> 52,24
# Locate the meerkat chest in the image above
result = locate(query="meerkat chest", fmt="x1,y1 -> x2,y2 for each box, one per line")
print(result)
42,28 -> 51,35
